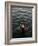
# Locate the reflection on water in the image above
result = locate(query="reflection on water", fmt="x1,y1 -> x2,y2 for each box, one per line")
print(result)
11,6 -> 32,38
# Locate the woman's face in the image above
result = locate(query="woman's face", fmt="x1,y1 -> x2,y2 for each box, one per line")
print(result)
20,23 -> 25,28
21,24 -> 24,28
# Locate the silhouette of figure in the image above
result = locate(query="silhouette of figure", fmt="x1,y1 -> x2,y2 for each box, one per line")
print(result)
20,22 -> 29,36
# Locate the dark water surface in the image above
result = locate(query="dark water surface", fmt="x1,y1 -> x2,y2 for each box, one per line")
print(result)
11,5 -> 32,38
